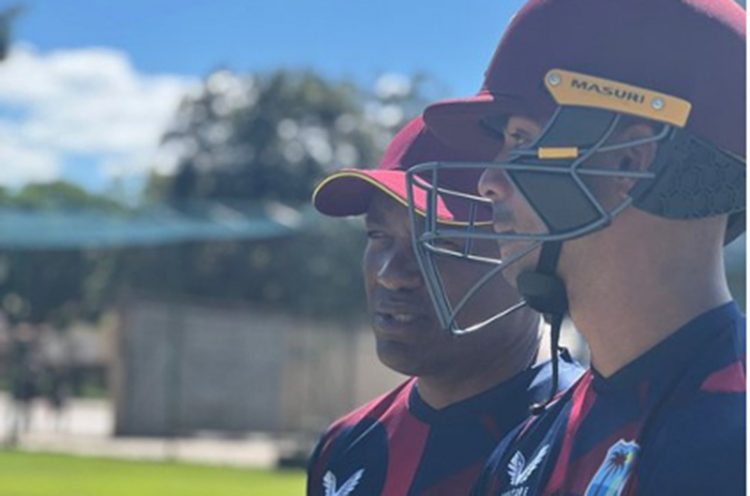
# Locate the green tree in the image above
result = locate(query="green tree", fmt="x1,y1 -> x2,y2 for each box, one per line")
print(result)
13,181 -> 125,212
138,69 -> 428,319
154,70 -> 381,205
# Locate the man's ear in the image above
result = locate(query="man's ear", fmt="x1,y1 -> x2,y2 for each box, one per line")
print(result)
615,123 -> 658,198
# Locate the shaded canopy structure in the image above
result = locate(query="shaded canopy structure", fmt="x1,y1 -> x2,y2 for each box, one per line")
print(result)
0,203 -> 308,250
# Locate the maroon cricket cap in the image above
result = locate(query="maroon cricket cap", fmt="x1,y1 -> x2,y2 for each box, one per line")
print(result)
424,0 -> 746,158
312,116 -> 496,222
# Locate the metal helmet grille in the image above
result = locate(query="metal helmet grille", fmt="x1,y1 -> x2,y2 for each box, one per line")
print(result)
404,104 -> 724,335
404,170 -> 530,334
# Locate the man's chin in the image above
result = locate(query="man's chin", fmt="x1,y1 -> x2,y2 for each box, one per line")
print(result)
501,263 -> 524,290
375,338 -> 425,376
502,249 -> 541,287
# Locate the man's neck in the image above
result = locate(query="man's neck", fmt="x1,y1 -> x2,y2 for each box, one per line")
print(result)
567,216 -> 732,378
416,322 -> 541,410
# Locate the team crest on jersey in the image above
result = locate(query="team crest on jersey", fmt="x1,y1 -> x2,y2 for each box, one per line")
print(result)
584,439 -> 639,496
323,469 -> 364,496
501,444 -> 550,496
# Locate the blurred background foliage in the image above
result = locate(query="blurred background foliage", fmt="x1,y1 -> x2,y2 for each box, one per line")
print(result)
0,67 -> 437,326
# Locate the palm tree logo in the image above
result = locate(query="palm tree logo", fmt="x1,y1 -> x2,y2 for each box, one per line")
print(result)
584,439 -> 639,496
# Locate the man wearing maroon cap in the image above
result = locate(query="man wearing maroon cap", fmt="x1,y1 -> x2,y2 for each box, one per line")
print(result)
306,117 -> 582,496
406,0 -> 745,494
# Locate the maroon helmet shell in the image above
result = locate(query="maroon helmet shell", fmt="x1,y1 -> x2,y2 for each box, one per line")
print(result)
424,0 -> 745,158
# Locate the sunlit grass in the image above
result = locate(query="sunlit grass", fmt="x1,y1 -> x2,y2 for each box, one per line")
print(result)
0,450 -> 305,496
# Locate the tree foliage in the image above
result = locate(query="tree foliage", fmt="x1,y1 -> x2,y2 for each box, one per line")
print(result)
135,69 -> 429,320
0,68 -> 432,326
153,70 -> 382,205
11,181 -> 125,212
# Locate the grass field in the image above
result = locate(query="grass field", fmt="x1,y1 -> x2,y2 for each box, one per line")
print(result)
0,451 -> 305,496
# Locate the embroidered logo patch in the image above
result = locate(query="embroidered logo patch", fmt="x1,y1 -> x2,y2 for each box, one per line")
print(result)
500,444 -> 550,495
507,444 -> 550,486
323,469 -> 365,496
584,439 -> 639,496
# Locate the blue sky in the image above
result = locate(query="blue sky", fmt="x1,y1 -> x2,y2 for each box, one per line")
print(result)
17,0 -> 524,96
0,0 -> 526,194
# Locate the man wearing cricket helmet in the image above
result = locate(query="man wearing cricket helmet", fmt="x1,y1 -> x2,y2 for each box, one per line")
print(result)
407,0 -> 745,493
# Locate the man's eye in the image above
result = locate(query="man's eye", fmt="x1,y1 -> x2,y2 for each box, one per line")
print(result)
504,130 -> 531,148
367,230 -> 387,240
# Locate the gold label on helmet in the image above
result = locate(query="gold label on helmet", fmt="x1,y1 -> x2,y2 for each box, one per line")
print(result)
545,69 -> 691,127
538,147 -> 579,159
570,79 -> 645,104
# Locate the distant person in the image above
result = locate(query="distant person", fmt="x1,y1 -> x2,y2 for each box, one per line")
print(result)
38,325 -> 70,432
6,323 -> 40,444
306,117 -> 582,495
42,364 -> 69,432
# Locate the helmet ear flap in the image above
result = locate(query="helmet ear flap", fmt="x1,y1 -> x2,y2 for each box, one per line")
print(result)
629,130 -> 745,226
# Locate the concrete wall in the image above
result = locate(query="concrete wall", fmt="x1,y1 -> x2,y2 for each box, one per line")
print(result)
113,296 -> 403,437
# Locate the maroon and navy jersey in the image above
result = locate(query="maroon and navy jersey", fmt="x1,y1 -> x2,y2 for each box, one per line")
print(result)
473,302 -> 746,496
307,358 -> 583,496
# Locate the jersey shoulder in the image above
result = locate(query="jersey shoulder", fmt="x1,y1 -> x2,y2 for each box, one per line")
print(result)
307,378 -> 415,491
323,377 -> 415,440
636,389 -> 745,494
636,316 -> 746,494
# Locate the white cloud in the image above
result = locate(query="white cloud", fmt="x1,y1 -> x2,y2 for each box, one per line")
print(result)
0,143 -> 59,186
0,122 -> 60,186
374,73 -> 412,100
0,44 -> 198,187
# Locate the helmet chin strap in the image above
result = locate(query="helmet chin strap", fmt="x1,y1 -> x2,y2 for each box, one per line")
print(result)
516,240 -> 569,415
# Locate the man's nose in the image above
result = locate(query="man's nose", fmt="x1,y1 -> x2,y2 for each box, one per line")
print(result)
478,167 -> 514,202
376,244 -> 423,291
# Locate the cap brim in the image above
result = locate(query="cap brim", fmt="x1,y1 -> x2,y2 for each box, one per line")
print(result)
423,93 -> 534,154
313,170 -> 405,217
312,169 -> 488,225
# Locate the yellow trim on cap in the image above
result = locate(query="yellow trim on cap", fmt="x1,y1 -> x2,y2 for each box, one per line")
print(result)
312,170 -> 414,214
312,170 -> 491,227
545,69 -> 692,127
538,147 -> 579,160
311,170 -> 362,204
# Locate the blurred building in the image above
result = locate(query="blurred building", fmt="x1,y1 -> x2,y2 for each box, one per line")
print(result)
113,294 -> 401,438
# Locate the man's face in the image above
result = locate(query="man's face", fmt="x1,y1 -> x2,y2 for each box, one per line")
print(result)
477,114 -> 640,287
363,191 -> 534,377
478,116 -> 548,286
